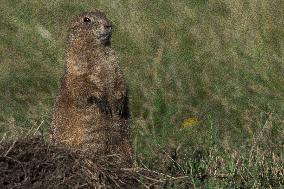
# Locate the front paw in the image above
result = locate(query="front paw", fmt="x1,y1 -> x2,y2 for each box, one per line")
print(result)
87,96 -> 112,116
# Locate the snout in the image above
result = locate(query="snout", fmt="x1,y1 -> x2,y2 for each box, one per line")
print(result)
104,25 -> 112,38
97,24 -> 113,41
104,24 -> 112,34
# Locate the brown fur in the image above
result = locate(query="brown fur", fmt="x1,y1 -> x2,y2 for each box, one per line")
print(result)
52,11 -> 132,163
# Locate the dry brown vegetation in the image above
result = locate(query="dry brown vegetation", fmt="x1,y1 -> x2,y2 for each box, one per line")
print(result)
0,136 -> 188,189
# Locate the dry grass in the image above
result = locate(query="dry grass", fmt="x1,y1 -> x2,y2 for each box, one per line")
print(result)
0,136 -> 188,189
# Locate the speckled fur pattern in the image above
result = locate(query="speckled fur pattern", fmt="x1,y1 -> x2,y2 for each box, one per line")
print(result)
52,11 -> 132,163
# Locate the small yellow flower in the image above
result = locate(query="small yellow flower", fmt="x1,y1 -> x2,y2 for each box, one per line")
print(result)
181,118 -> 200,128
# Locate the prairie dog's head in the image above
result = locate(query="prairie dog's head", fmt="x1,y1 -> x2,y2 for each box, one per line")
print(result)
67,11 -> 113,47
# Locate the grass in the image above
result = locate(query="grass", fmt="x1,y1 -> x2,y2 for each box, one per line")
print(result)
0,0 -> 283,188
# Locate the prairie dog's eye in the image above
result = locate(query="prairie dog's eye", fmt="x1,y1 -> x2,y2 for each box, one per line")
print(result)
83,17 -> 91,22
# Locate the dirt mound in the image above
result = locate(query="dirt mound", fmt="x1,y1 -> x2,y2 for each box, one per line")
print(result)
0,137 -> 179,189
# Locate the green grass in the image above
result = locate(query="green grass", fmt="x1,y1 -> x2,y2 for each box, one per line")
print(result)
0,0 -> 283,188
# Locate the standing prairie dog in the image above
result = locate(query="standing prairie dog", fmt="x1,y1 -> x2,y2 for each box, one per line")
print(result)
52,11 -> 132,163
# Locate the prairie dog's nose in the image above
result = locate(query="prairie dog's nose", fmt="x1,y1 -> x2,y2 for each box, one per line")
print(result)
104,24 -> 112,30
104,24 -> 112,32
